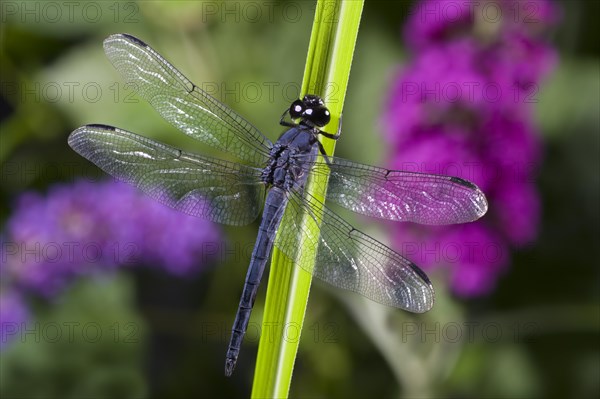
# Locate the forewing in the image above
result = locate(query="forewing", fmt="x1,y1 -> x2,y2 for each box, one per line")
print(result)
103,33 -> 272,166
68,124 -> 265,226
307,157 -> 488,225
274,190 -> 434,312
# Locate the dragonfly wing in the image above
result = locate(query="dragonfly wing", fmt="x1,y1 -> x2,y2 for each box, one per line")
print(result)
306,157 -> 488,225
103,33 -> 272,166
274,190 -> 434,312
69,124 -> 265,226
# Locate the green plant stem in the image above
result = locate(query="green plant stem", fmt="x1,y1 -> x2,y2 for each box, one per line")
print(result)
251,1 -> 364,398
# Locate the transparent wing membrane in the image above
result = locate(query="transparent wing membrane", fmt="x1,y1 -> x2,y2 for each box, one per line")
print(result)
68,34 -> 493,317
302,157 -> 488,225
103,34 -> 273,166
69,124 -> 265,226
65,34 -> 498,377
275,190 -> 435,312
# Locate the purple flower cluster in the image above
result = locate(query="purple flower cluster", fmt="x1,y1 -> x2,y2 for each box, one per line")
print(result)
383,0 -> 559,296
0,289 -> 30,350
1,179 -> 221,345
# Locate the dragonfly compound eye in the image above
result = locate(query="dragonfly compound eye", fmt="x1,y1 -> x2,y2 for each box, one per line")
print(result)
290,99 -> 305,119
308,106 -> 330,127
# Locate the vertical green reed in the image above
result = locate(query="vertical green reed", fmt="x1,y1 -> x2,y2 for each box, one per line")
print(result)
251,1 -> 364,397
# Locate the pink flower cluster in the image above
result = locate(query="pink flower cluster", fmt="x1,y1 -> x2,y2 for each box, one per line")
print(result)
1,179 -> 221,347
3,180 -> 221,297
383,0 -> 559,296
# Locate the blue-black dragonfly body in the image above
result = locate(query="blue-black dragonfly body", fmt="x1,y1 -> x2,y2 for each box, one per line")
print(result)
225,96 -> 330,376
68,34 -> 488,376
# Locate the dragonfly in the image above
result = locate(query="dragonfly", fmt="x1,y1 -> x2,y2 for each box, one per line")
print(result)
68,34 -> 488,376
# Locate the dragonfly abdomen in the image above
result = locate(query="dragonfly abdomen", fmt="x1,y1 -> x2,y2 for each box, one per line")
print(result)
225,188 -> 288,376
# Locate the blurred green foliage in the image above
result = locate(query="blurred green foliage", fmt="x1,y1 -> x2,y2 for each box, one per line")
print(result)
0,276 -> 147,398
1,1 -> 598,398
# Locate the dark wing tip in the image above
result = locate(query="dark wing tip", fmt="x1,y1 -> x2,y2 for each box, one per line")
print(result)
408,261 -> 433,288
449,176 -> 489,220
449,176 -> 477,189
120,33 -> 148,47
85,123 -> 116,131
407,261 -> 435,313
68,124 -> 116,149
105,33 -> 148,48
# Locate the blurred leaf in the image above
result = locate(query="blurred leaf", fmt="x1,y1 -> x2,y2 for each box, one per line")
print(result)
450,343 -> 541,398
536,58 -> 600,137
0,274 -> 148,398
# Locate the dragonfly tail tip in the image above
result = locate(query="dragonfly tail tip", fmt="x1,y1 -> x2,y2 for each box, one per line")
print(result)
224,358 -> 236,377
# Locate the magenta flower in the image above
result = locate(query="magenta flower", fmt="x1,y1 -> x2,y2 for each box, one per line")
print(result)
403,0 -> 560,51
383,0 -> 559,296
2,179 -> 221,297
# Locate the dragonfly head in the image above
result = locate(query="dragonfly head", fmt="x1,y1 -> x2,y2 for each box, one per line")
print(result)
290,95 -> 331,128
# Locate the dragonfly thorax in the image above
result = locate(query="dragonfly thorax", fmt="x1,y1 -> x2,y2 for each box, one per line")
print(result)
262,127 -> 318,191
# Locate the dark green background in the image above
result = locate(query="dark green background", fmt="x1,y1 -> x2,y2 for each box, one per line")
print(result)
1,1 -> 598,398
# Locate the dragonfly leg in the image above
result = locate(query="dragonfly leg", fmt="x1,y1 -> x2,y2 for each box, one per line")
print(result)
315,113 -> 341,166
318,113 -> 342,140
317,140 -> 333,166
